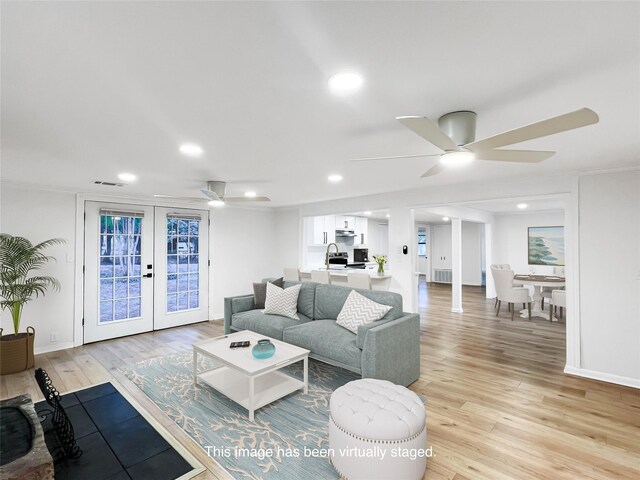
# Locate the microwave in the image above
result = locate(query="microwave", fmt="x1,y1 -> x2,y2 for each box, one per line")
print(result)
354,248 -> 369,262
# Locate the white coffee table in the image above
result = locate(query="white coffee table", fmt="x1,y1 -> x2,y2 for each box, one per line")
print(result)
193,330 -> 309,421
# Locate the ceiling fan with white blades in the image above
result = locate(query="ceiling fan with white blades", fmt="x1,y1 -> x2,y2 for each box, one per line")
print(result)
351,108 -> 599,177
154,181 -> 271,206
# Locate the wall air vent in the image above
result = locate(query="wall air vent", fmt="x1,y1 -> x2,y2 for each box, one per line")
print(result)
93,181 -> 125,187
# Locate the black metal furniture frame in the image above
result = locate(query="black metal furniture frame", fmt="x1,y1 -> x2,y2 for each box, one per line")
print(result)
34,368 -> 82,460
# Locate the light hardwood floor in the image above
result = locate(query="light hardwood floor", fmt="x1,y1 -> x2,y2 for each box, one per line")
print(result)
1,282 -> 639,479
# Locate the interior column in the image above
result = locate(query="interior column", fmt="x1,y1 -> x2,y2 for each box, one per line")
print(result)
484,222 -> 495,299
388,207 -> 417,313
451,217 -> 463,313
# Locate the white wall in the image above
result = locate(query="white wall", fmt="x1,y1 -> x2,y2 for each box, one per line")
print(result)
492,210 -> 565,275
577,170 -> 640,384
273,208 -> 300,269
0,185 -> 77,353
367,220 -> 389,259
209,207 -> 279,318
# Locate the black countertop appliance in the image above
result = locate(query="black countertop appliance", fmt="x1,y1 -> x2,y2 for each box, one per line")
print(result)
354,248 -> 369,263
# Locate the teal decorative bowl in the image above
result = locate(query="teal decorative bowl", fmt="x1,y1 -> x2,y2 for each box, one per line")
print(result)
252,339 -> 276,359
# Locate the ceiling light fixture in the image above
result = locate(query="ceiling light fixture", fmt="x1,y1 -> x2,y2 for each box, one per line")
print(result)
363,211 -> 372,216
517,203 -> 528,209
442,217 -> 450,221
328,174 -> 343,183
328,72 -> 364,95
386,214 -> 390,218
118,172 -> 137,182
244,191 -> 257,198
208,200 -> 225,208
440,150 -> 475,167
179,143 -> 204,157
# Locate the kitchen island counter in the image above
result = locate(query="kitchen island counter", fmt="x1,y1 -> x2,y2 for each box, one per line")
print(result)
299,268 -> 392,290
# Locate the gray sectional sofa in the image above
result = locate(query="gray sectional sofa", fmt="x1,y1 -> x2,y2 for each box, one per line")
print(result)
224,280 -> 420,386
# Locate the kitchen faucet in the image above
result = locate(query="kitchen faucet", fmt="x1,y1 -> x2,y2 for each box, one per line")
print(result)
325,243 -> 339,269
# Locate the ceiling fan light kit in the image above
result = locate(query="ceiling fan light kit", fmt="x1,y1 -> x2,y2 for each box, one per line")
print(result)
353,108 -> 599,178
440,150 -> 475,167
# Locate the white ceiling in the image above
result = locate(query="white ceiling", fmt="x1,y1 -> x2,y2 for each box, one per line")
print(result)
414,195 -> 565,224
2,2 -> 639,207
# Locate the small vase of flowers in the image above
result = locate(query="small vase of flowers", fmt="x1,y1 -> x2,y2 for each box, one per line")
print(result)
372,254 -> 388,275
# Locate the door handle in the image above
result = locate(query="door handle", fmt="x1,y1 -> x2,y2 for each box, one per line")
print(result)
143,273 -> 153,278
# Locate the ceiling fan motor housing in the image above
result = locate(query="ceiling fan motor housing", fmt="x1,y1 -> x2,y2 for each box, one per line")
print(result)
206,181 -> 227,198
438,111 -> 477,147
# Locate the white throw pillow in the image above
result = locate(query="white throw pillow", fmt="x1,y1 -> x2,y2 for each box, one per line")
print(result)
263,282 -> 301,320
336,290 -> 392,334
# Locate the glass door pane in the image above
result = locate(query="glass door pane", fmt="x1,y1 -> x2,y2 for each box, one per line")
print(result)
84,202 -> 154,343
99,215 -> 143,323
167,217 -> 200,312
154,207 -> 209,330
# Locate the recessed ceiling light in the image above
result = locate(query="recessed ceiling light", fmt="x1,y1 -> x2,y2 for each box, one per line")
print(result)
442,217 -> 450,221
208,200 -> 224,208
386,214 -> 390,218
328,174 -> 343,183
118,172 -> 137,182
244,191 -> 257,198
328,72 -> 364,95
179,143 -> 203,157
440,151 -> 475,167
517,203 -> 528,209
364,211 -> 372,215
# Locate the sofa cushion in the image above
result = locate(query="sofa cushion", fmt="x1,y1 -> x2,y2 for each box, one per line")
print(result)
253,277 -> 283,309
231,309 -> 311,340
337,290 -> 392,334
264,283 -> 302,320
284,280 -> 317,319
283,320 -> 362,370
314,284 -> 403,321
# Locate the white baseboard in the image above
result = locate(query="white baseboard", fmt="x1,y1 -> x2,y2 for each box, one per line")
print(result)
35,342 -> 75,355
564,366 -> 640,389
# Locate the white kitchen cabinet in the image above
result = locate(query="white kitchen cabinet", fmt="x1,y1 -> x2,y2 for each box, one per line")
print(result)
309,215 -> 336,245
335,215 -> 355,230
432,224 -> 452,269
326,216 -> 336,244
354,216 -> 368,245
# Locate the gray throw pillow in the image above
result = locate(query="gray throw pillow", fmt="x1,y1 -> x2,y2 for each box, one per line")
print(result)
253,277 -> 284,309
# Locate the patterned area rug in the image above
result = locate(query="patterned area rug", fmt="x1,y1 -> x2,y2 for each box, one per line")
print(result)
119,352 -> 359,480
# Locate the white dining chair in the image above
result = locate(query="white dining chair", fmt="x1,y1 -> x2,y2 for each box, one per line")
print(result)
550,289 -> 566,322
490,264 -> 512,308
283,267 -> 300,282
541,266 -> 565,309
347,272 -> 371,290
492,268 -> 532,321
310,270 -> 331,284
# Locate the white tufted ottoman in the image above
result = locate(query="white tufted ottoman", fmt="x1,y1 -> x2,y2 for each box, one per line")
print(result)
329,379 -> 427,480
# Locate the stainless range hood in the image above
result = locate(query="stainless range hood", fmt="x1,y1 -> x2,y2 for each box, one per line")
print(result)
335,229 -> 357,237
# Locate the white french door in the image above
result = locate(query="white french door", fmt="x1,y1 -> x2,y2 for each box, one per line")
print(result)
84,202 -> 209,343
153,207 -> 209,330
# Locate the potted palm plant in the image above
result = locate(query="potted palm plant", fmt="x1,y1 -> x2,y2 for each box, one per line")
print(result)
0,234 -> 64,375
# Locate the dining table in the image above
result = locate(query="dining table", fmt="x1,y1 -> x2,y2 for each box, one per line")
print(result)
513,274 -> 566,321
